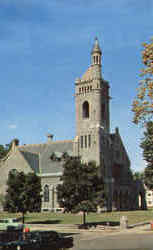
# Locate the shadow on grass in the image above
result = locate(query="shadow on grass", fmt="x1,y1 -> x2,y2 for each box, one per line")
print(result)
78,221 -> 120,229
27,220 -> 61,224
60,232 -> 79,237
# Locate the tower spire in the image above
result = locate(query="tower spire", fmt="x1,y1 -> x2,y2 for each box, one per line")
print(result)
91,37 -> 102,66
91,37 -> 101,54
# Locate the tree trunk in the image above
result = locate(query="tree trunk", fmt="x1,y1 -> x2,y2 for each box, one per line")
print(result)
83,211 -> 86,225
22,212 -> 25,224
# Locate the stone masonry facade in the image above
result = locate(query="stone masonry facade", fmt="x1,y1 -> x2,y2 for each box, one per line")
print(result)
0,38 -> 147,211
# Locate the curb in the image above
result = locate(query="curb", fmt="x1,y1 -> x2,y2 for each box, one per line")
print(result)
130,221 -> 150,228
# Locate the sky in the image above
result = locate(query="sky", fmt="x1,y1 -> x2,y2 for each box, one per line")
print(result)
0,0 -> 153,172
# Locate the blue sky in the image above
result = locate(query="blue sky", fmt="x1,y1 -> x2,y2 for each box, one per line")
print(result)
0,0 -> 153,172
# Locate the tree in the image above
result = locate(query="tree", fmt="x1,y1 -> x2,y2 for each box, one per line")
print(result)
0,145 -> 8,159
4,170 -> 42,223
132,38 -> 153,125
0,141 -> 13,160
132,171 -> 144,181
57,158 -> 105,226
0,194 -> 5,208
25,173 -> 42,212
140,121 -> 153,189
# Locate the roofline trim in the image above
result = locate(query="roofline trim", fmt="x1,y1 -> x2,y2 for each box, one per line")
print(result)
18,140 -> 74,148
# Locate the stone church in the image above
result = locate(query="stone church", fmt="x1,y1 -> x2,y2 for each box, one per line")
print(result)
0,38 -> 146,211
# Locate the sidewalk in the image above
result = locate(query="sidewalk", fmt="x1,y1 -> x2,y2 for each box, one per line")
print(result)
27,221 -> 152,234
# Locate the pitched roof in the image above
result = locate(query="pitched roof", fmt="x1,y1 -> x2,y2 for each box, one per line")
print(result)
18,140 -> 74,175
39,140 -> 73,174
18,144 -> 47,154
20,151 -> 39,173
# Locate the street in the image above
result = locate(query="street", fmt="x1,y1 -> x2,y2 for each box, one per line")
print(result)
71,229 -> 153,249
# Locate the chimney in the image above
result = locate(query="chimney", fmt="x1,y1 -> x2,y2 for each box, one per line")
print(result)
47,134 -> 54,143
11,138 -> 19,151
115,127 -> 119,135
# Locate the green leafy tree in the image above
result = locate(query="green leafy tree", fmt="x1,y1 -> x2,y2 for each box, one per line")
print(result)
132,171 -> 144,181
57,158 -> 105,225
5,170 -> 42,223
140,121 -> 153,189
25,173 -> 42,212
132,38 -> 153,125
0,141 -> 13,160
0,145 -> 8,159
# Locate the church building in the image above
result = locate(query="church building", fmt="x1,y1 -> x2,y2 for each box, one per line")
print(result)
0,38 -> 146,211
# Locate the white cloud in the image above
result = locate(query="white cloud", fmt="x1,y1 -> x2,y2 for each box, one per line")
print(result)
8,124 -> 17,129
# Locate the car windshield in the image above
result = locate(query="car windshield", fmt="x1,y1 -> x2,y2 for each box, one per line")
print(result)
12,219 -> 18,223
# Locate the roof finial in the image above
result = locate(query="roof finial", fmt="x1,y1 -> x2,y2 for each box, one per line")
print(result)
91,37 -> 101,55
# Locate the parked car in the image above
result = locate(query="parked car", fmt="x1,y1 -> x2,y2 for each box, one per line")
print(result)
0,218 -> 23,231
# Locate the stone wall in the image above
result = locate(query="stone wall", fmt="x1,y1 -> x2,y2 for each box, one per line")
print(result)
41,175 -> 62,211
0,150 -> 33,196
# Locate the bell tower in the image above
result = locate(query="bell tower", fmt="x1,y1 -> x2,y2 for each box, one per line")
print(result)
74,38 -> 110,165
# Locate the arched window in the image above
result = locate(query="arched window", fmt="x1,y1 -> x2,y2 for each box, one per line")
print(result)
44,185 -> 49,202
82,101 -> 89,118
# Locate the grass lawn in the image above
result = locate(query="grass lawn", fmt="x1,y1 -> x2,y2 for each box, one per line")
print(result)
0,210 -> 153,226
